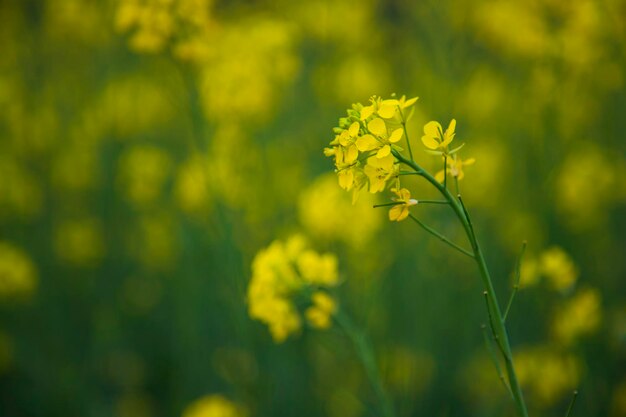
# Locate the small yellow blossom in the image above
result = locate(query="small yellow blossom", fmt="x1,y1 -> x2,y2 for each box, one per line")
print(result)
182,394 -> 244,417
539,246 -> 578,291
360,95 -> 418,120
0,241 -> 38,300
355,118 -> 403,158
389,188 -> 418,222
363,154 -> 396,193
247,235 -> 340,342
333,147 -> 358,191
305,291 -> 337,329
435,155 -> 476,182
552,288 -> 601,345
421,119 -> 456,153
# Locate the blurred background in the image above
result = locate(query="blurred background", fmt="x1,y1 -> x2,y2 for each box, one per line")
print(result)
1,0 -> 626,416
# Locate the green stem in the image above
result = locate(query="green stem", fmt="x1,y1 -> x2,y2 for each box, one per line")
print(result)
565,390 -> 578,417
408,214 -> 474,258
418,200 -> 449,205
399,109 -> 414,161
392,149 -> 529,417
504,241 -> 526,323
335,311 -> 395,417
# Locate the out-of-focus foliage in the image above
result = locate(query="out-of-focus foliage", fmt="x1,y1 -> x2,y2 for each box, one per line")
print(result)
0,0 -> 625,416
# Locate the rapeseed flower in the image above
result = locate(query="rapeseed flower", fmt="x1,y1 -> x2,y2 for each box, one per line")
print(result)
421,119 -> 456,154
182,394 -> 245,417
356,118 -> 403,158
388,188 -> 417,222
435,155 -> 476,182
247,235 -> 339,342
363,154 -> 397,193
305,291 -> 337,329
325,95 -> 418,198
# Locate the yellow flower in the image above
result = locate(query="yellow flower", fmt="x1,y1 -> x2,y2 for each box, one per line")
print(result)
182,394 -> 245,417
435,155 -> 476,182
247,235 -> 340,342
360,95 -> 418,120
305,291 -> 337,329
356,118 -> 403,158
539,247 -> 578,291
421,119 -> 456,153
389,188 -> 418,222
336,121 -> 361,163
333,147 -> 358,191
363,154 -> 396,193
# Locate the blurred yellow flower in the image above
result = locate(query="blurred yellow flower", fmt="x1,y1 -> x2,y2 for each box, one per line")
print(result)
182,394 -> 244,417
298,173 -> 382,249
515,346 -> 581,406
435,155 -> 476,183
0,241 -> 37,300
552,288 -> 601,345
305,291 -> 337,329
174,156 -> 212,216
248,235 -> 340,342
54,217 -> 105,268
117,145 -> 171,208
539,246 -> 578,291
389,188 -> 417,222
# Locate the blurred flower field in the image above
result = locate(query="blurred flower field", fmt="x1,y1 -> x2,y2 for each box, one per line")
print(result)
1,0 -> 626,416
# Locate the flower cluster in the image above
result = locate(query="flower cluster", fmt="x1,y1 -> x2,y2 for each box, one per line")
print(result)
247,235 -> 339,342
326,95 -> 476,222
324,95 -> 418,201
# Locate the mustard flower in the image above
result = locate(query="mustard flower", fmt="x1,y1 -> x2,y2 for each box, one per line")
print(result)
388,188 -> 418,222
421,119 -> 456,154
247,235 -> 340,342
360,95 -> 418,120
435,155 -> 476,182
363,154 -> 396,193
356,118 -> 403,158
305,291 -> 337,329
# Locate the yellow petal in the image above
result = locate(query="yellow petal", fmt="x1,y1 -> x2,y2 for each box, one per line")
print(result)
398,188 -> 411,201
376,145 -> 391,158
464,157 -> 476,165
434,169 -> 445,183
388,128 -> 404,143
368,118 -> 387,136
396,206 -> 410,221
360,105 -> 375,120
348,122 -> 360,137
403,97 -> 418,108
369,177 -> 386,193
447,119 -> 456,136
338,170 -> 354,190
338,131 -> 351,146
423,121 -> 442,137
378,153 -> 395,170
345,145 -> 358,163
421,135 -> 440,150
378,101 -> 398,118
356,134 -> 379,152
389,205 -> 410,222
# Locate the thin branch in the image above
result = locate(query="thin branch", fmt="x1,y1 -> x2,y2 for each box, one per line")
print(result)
481,324 -> 514,398
565,390 -> 578,417
504,241 -> 527,323
408,214 -> 474,258
483,291 -> 510,361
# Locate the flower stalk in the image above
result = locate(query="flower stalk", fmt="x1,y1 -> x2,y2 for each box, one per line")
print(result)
392,149 -> 529,417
